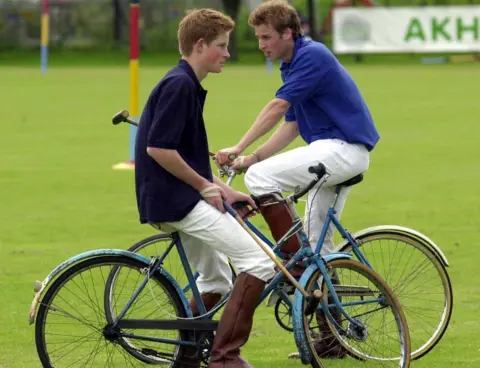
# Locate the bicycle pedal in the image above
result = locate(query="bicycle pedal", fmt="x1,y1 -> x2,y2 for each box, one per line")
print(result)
309,330 -> 320,339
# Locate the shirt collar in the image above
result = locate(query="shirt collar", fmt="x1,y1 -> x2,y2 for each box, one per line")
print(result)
178,59 -> 206,92
280,35 -> 306,71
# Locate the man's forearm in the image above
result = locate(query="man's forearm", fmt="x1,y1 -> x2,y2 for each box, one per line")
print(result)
254,121 -> 299,161
147,147 -> 209,191
237,98 -> 290,152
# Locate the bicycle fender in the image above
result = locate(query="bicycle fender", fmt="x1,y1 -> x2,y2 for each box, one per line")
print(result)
28,249 -> 191,325
336,225 -> 449,267
292,252 -> 352,364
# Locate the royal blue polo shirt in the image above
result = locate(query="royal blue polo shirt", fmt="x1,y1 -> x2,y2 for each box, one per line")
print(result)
135,59 -> 213,224
276,36 -> 380,151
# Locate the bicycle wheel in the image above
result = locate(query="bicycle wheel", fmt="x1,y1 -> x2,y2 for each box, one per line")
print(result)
340,232 -> 453,360
123,233 -> 237,301
35,254 -> 190,367
301,259 -> 411,368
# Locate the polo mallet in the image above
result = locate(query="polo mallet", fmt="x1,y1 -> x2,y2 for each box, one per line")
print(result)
224,202 -> 322,315
112,110 -> 139,127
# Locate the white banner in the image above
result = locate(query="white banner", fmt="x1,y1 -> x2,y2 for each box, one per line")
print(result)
333,6 -> 480,53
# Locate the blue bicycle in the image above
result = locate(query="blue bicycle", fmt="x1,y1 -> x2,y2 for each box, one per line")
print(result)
30,163 -> 411,368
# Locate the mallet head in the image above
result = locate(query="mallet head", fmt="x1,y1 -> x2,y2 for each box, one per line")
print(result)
112,110 -> 130,125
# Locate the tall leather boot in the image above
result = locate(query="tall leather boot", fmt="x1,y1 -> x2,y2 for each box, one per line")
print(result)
287,272 -> 347,360
208,273 -> 266,368
190,293 -> 223,316
183,293 -> 223,367
313,272 -> 347,358
312,308 -> 347,358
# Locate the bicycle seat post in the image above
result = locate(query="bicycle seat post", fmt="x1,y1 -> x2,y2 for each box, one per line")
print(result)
330,186 -> 343,213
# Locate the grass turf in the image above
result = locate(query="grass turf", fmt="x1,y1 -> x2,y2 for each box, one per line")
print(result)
0,62 -> 479,367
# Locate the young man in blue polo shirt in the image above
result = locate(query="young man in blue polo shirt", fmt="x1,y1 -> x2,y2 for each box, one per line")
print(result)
216,0 -> 380,360
135,9 -> 275,368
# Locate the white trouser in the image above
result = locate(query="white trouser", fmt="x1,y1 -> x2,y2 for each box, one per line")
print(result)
160,201 -> 276,295
245,139 -> 370,255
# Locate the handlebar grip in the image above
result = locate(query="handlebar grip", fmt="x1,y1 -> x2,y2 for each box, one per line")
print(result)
209,152 -> 237,161
232,201 -> 249,210
230,200 -> 258,219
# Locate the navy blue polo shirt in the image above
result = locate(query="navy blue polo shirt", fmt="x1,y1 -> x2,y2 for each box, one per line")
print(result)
135,59 -> 213,223
276,36 -> 380,151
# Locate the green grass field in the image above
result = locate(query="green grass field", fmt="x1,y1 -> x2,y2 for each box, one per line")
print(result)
1,61 -> 479,367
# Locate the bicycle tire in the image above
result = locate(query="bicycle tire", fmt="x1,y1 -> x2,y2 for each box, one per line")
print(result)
339,232 -> 453,360
35,254 -> 190,367
301,259 -> 411,368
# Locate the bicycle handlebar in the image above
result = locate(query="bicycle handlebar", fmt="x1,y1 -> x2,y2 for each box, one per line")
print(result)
217,159 -> 327,212
209,151 -> 327,199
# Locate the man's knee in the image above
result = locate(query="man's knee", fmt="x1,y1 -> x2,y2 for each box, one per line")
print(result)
244,164 -> 261,194
245,163 -> 277,195
198,279 -> 232,296
240,256 -> 276,283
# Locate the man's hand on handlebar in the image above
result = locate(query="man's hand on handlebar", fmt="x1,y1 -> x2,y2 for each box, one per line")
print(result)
230,154 -> 259,172
215,146 -> 242,166
226,191 -> 258,219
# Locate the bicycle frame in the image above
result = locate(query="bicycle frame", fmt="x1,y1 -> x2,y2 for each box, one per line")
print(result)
231,169 -> 371,265
313,185 -> 373,269
224,169 -> 377,328
244,208 -> 374,332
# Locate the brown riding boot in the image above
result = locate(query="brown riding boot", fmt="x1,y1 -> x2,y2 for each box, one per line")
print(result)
287,272 -> 347,360
190,292 -> 223,316
314,272 -> 347,359
183,293 -> 223,367
312,309 -> 347,358
286,309 -> 347,361
208,273 -> 266,368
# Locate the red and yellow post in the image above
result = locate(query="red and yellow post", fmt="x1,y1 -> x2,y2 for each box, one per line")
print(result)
129,0 -> 140,163
40,0 -> 49,74
113,0 -> 140,170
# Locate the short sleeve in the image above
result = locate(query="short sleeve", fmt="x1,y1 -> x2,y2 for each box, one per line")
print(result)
285,106 -> 296,122
147,77 -> 194,149
275,49 -> 331,106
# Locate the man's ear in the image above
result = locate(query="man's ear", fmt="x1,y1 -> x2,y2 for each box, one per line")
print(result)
193,38 -> 206,53
282,28 -> 293,40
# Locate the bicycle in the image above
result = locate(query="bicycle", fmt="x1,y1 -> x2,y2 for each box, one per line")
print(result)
125,157 -> 453,362
29,162 -> 411,368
